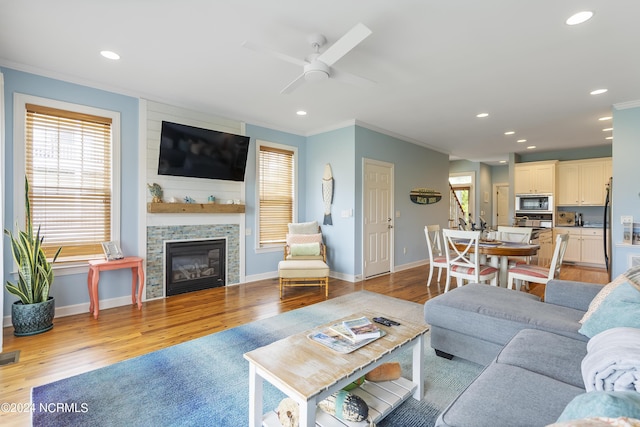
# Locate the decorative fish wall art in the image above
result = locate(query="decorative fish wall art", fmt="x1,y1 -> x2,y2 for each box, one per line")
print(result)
322,164 -> 334,225
410,188 -> 442,205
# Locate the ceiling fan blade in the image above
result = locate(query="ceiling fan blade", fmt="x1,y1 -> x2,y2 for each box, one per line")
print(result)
241,40 -> 307,67
317,23 -> 372,67
331,68 -> 376,88
280,73 -> 306,94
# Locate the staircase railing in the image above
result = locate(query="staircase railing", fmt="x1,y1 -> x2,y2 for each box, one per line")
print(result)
449,183 -> 466,229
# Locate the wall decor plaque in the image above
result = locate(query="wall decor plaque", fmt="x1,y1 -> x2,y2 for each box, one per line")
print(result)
409,188 -> 442,205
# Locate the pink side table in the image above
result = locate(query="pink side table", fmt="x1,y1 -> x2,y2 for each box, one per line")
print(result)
87,256 -> 144,319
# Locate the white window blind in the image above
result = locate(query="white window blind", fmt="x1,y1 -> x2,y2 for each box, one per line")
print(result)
258,145 -> 294,246
25,103 -> 112,260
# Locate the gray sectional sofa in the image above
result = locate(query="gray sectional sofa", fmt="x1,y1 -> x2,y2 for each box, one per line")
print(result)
423,280 -> 612,426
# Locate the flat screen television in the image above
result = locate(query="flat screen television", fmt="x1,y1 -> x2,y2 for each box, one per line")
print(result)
157,121 -> 250,182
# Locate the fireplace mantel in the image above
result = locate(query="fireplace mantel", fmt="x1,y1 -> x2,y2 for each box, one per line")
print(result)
147,202 -> 245,214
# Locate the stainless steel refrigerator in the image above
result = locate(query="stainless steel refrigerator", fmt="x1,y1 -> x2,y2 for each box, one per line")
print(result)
604,177 -> 613,280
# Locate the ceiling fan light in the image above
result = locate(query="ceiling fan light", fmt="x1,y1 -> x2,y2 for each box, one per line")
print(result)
304,61 -> 330,81
305,69 -> 329,81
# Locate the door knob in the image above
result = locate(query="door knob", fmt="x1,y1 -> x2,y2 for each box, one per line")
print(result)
388,224 -> 393,229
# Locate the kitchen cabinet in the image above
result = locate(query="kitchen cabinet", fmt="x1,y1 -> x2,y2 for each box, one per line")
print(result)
554,227 -> 605,266
514,161 -> 557,194
556,158 -> 612,206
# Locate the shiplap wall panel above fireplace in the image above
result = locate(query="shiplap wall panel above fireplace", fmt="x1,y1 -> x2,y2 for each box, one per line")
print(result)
143,100 -> 247,300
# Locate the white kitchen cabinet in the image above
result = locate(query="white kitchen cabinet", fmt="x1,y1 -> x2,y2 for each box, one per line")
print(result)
581,228 -> 606,265
555,228 -> 581,262
554,227 -> 605,266
514,161 -> 557,194
556,158 -> 612,206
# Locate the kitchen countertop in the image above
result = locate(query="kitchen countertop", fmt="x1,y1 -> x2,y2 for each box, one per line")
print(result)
555,224 -> 603,229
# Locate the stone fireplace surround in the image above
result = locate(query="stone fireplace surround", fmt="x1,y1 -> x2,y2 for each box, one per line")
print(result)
146,224 -> 240,299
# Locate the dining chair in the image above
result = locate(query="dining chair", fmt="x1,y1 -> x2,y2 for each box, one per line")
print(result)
497,225 -> 534,265
442,229 -> 498,292
497,226 -> 533,244
507,233 -> 570,292
424,225 -> 449,286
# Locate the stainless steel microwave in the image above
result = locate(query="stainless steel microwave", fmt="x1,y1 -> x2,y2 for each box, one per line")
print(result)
515,194 -> 553,213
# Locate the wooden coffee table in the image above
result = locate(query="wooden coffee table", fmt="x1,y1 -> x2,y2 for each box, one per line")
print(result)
243,310 -> 429,426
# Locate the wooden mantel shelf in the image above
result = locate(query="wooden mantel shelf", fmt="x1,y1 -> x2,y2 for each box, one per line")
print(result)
147,202 -> 245,214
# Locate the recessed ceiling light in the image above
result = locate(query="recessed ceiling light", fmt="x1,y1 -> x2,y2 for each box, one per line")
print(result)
100,50 -> 120,60
599,116 -> 612,121
566,11 -> 594,26
605,136 -> 613,140
504,131 -> 515,135
476,113 -> 489,118
499,160 -> 507,164
296,110 -> 307,116
590,88 -> 608,95
602,128 -> 613,132
526,145 -> 536,150
517,139 -> 527,143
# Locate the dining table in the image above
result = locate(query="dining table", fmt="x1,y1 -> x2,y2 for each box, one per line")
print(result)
451,240 -> 540,287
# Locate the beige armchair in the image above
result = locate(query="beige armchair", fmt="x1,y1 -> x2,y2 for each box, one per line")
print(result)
278,222 -> 330,298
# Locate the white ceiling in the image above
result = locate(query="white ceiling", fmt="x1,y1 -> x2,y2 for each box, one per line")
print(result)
1,1 -> 639,165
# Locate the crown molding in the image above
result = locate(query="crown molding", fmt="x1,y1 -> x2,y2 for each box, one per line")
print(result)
614,99 -> 640,110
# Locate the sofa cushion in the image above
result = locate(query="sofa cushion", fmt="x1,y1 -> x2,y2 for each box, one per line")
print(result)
425,284 -> 588,346
556,391 -> 640,422
436,363 -> 584,427
581,265 -> 640,324
496,329 -> 587,389
579,282 -> 640,338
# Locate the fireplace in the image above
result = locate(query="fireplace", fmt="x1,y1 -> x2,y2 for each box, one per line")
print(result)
165,239 -> 226,296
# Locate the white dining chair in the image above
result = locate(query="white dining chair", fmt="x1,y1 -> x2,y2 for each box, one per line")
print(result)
507,233 -> 570,291
497,226 -> 533,244
442,229 -> 498,292
424,225 -> 449,286
497,225 -> 534,265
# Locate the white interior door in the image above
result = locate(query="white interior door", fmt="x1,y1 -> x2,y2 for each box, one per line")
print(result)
495,183 -> 510,226
363,159 -> 393,278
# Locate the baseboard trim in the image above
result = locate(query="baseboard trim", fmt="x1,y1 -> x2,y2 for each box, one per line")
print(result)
394,259 -> 428,272
2,295 -> 134,328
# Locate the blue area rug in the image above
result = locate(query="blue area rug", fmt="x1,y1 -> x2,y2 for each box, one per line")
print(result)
32,291 -> 481,426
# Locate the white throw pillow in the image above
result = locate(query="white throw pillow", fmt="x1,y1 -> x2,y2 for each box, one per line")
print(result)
288,221 -> 318,235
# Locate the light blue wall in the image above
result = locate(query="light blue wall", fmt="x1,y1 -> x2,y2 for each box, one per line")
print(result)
244,124 -> 307,277
2,67 -> 139,313
611,105 -> 640,276
492,165 -> 509,183
355,126 -> 449,274
518,145 -> 612,163
307,127 -> 356,275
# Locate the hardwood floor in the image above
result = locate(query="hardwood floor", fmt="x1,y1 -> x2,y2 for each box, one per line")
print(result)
0,264 -> 608,426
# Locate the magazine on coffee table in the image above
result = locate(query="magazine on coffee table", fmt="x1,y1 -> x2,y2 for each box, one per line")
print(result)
308,327 -> 386,354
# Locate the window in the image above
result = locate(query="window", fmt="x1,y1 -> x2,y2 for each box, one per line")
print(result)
257,141 -> 296,248
14,94 -> 120,263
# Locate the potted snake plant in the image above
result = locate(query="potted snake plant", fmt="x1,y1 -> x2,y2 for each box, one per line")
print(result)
4,177 -> 62,336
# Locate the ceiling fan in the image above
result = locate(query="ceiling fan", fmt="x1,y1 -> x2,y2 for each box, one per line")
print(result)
242,22 -> 374,94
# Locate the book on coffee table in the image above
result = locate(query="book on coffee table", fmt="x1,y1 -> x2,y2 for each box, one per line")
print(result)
308,327 -> 386,354
342,316 -> 382,341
